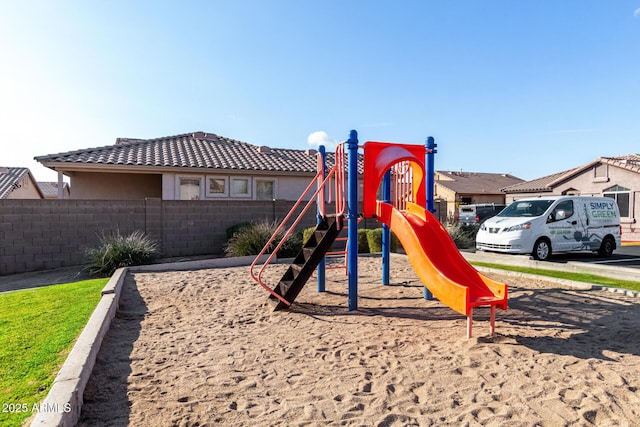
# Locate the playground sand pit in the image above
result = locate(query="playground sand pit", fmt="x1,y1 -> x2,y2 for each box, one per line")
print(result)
78,256 -> 640,426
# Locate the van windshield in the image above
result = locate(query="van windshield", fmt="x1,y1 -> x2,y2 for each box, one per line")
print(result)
498,200 -> 554,217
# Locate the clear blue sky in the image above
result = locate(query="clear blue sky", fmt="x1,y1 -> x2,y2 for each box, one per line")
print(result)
1,1 -> 639,181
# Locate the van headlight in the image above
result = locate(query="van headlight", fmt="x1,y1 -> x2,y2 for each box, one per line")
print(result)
480,223 -> 486,231
504,222 -> 531,232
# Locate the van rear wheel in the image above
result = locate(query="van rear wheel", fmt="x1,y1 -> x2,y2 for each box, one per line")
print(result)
597,236 -> 615,257
532,238 -> 551,261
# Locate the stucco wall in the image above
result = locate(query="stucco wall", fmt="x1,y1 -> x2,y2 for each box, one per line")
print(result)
435,183 -> 506,222
161,172 -> 365,202
71,172 -> 162,199
5,174 -> 42,199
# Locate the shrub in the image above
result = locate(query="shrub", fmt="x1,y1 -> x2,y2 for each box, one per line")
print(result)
86,230 -> 160,277
390,232 -> 402,252
226,222 -> 253,239
364,228 -> 400,253
302,226 -> 316,245
225,221 -> 303,258
358,229 -> 370,253
366,228 -> 383,253
446,223 -> 479,249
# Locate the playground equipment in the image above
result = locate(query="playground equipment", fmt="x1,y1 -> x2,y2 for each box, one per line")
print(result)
250,130 -> 508,338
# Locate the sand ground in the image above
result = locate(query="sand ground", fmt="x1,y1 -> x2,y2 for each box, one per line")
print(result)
78,256 -> 640,426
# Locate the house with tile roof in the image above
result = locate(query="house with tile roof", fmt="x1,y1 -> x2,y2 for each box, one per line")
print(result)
35,131 -> 361,202
37,181 -> 70,199
0,167 -> 44,199
502,154 -> 640,240
434,171 -> 524,221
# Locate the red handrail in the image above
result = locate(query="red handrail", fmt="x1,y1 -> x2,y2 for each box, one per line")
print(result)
250,143 -> 346,303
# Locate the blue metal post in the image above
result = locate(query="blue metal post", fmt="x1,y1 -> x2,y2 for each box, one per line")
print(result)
381,170 -> 391,285
424,136 -> 437,300
347,130 -> 359,311
317,145 -> 327,293
426,136 -> 437,214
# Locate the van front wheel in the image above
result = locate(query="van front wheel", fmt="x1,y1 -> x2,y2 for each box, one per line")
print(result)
532,238 -> 551,261
597,236 -> 615,257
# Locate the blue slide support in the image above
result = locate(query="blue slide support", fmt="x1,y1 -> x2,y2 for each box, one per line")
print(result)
424,136 -> 437,300
317,145 -> 327,293
347,130 -> 359,311
381,170 -> 391,285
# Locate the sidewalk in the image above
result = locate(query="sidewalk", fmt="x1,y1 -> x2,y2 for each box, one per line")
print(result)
0,265 -> 91,294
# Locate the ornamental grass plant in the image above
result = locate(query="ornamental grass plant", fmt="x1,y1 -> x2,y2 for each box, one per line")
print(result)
85,230 -> 160,277
225,220 -> 302,258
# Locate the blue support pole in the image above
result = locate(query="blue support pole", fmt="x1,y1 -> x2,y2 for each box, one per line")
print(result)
347,130 -> 359,311
317,145 -> 327,293
424,136 -> 437,300
426,136 -> 437,214
381,170 -> 391,286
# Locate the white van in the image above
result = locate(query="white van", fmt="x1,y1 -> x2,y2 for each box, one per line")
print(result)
476,196 -> 621,261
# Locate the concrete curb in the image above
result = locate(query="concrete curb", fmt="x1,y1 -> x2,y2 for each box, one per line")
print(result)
30,267 -> 127,427
29,256 -> 266,427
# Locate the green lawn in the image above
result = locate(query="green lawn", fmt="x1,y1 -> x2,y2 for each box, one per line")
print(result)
0,279 -> 107,427
471,261 -> 640,292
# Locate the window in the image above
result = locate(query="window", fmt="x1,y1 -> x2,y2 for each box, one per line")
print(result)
231,177 -> 251,198
206,176 -> 228,197
549,200 -> 574,222
255,179 -> 275,200
603,185 -> 630,217
179,177 -> 201,200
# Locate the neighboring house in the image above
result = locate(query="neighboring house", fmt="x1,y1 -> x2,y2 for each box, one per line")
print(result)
35,131 -> 363,201
0,167 -> 44,199
434,171 -> 524,221
502,154 -> 639,241
37,181 -> 70,199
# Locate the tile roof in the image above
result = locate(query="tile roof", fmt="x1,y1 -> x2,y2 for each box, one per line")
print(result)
435,171 -> 524,194
0,167 -> 30,199
503,154 -> 640,193
38,181 -> 70,198
35,131 -> 364,174
501,168 -> 579,193
602,154 -> 640,172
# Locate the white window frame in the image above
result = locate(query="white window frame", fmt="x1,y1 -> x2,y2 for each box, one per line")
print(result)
176,175 -> 204,200
603,184 -> 631,218
230,176 -> 252,198
254,178 -> 277,200
206,175 -> 229,198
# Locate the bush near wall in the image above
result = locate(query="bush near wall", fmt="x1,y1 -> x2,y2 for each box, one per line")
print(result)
358,229 -> 370,253
85,230 -> 160,277
446,223 -> 480,249
224,221 -> 303,258
365,228 -> 400,253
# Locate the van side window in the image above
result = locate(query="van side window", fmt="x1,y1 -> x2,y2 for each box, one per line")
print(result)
548,200 -> 574,222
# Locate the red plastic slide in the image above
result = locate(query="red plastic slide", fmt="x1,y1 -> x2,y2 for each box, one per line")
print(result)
376,201 -> 508,337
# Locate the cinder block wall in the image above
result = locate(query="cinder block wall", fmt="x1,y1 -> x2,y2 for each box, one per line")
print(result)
0,199 -> 322,275
0,200 -> 145,275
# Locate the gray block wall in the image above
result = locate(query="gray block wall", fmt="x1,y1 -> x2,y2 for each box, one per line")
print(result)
0,199 -> 321,276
